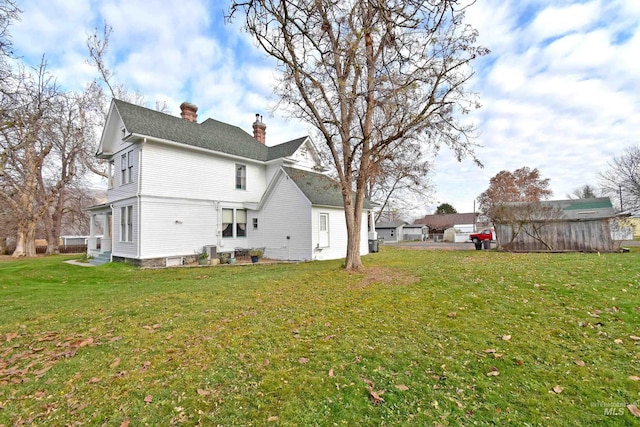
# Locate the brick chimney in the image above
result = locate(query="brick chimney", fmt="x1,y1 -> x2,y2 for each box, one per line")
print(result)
253,114 -> 266,144
180,102 -> 198,123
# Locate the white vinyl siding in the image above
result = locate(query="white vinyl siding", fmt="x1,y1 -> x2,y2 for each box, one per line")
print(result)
259,172 -> 312,260
139,142 -> 265,202
137,197 -> 218,259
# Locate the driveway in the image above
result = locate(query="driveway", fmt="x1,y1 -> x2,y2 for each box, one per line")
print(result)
385,240 -> 639,250
384,240 -> 480,250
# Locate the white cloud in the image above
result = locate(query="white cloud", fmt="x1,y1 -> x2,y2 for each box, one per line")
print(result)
7,0 -> 640,215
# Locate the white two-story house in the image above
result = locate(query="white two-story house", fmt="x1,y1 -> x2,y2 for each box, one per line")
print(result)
86,99 -> 372,267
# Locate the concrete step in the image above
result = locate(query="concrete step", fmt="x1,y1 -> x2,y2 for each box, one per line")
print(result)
89,252 -> 112,266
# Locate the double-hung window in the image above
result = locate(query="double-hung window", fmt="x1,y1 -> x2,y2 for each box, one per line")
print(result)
221,208 -> 247,238
120,206 -> 133,242
120,154 -> 127,184
235,164 -> 246,190
120,150 -> 134,185
127,151 -> 133,183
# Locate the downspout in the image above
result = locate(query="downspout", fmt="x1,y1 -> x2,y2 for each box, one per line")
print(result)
109,204 -> 114,261
214,201 -> 221,249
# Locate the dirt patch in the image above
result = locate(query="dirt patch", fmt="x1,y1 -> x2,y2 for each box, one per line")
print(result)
353,266 -> 419,288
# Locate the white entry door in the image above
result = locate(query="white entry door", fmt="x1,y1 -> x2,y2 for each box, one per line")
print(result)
319,213 -> 330,247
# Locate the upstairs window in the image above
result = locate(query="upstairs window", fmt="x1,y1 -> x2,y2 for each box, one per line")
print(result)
236,164 -> 246,189
120,153 -> 127,184
120,150 -> 134,185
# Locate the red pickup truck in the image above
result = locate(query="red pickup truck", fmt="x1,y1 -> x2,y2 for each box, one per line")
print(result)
469,229 -> 494,243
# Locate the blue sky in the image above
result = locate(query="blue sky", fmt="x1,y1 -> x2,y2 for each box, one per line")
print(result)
11,0 -> 640,218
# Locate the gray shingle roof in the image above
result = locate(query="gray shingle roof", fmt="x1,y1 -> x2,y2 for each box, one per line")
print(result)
267,136 -> 307,160
375,221 -> 407,229
500,198 -> 616,221
113,99 -> 306,161
282,167 -> 372,209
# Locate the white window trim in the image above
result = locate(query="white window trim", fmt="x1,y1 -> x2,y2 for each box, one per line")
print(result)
222,208 -> 247,239
318,213 -> 330,248
120,205 -> 133,243
235,164 -> 246,190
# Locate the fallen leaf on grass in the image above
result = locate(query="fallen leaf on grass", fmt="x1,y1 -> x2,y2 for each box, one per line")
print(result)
197,389 -> 210,396
110,358 -> 121,368
629,376 -> 640,381
614,339 -> 623,344
630,335 -> 640,341
369,389 -> 385,405
267,416 -> 279,422
298,357 -> 309,364
70,337 -> 94,348
144,395 -> 153,403
574,360 -> 586,366
627,404 -> 640,417
447,312 -> 456,318
395,384 -> 409,391
120,419 -> 130,427
502,335 -> 511,341
34,365 -> 53,377
483,349 -> 496,354
5,332 -> 19,341
552,385 -> 563,394
141,361 -> 151,371
486,371 -> 500,377
88,377 -> 102,383
328,369 -> 334,377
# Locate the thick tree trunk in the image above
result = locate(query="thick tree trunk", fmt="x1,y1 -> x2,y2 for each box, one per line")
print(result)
344,203 -> 364,271
12,222 -> 36,257
45,193 -> 64,255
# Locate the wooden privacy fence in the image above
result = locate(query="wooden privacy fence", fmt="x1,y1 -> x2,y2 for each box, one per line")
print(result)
495,218 -> 618,252
3,244 -> 88,255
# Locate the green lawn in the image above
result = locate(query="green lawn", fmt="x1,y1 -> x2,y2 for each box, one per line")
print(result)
0,247 -> 639,426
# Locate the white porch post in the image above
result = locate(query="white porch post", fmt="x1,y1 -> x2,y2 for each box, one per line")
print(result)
101,213 -> 112,252
87,214 -> 98,252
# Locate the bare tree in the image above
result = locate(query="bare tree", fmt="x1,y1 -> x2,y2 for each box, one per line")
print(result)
38,92 -> 98,254
567,184 -> 598,200
0,0 -> 19,89
0,61 -> 61,256
366,140 -> 433,223
599,145 -> 640,211
229,0 -> 486,270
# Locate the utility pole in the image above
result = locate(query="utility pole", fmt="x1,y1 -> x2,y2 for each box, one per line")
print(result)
619,184 -> 623,211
